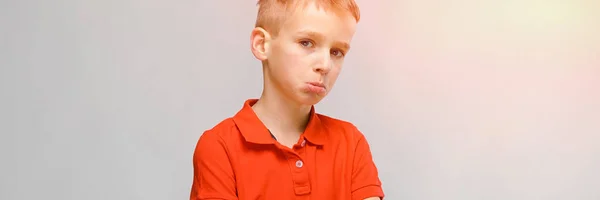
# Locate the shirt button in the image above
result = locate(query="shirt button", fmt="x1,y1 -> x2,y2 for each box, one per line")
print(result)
295,160 -> 303,168
300,140 -> 306,147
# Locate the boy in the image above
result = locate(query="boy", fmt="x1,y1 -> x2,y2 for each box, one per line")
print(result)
190,0 -> 384,199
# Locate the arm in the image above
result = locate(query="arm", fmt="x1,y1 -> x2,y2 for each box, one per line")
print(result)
351,128 -> 385,200
190,130 -> 238,200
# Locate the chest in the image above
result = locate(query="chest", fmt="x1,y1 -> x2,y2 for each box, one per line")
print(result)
231,143 -> 355,200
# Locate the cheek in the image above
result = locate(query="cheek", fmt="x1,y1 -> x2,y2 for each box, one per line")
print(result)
271,44 -> 305,68
268,46 -> 306,85
327,67 -> 342,84
283,52 -> 305,67
332,61 -> 344,74
282,45 -> 307,67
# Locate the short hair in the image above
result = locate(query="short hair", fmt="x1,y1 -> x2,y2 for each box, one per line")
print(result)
255,0 -> 360,37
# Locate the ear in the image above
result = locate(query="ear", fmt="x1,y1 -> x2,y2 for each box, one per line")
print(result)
250,27 -> 271,61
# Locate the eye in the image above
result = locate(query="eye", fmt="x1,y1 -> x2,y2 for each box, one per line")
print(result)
299,40 -> 313,48
331,49 -> 345,57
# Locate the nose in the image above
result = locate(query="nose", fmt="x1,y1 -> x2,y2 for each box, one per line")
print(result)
313,51 -> 332,74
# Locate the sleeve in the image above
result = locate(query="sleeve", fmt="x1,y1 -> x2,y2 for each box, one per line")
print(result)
190,130 -> 238,200
351,129 -> 385,200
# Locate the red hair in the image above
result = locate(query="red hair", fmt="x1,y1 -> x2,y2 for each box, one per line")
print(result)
255,0 -> 360,36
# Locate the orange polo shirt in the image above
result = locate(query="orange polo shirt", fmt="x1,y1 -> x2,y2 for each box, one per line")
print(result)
190,99 -> 384,200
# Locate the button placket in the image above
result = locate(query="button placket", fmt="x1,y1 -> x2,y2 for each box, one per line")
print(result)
287,151 -> 310,195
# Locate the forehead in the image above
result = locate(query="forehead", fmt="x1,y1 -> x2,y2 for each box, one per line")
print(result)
279,2 -> 357,41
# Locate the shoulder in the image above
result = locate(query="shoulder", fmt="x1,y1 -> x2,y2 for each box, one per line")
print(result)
194,117 -> 240,150
317,113 -> 357,130
316,113 -> 367,142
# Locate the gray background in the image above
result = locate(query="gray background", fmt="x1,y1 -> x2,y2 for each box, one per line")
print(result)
1,0 -> 599,199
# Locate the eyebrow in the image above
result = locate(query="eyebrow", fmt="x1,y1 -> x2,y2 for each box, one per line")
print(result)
296,30 -> 351,51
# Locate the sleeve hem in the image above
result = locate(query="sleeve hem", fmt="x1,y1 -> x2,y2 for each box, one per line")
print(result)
352,185 -> 384,200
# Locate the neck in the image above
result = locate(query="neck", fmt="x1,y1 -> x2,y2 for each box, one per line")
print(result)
251,87 -> 312,135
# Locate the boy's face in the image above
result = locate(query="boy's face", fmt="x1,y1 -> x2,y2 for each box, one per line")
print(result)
253,3 -> 357,106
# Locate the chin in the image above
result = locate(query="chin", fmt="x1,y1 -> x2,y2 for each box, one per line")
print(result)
295,93 -> 326,106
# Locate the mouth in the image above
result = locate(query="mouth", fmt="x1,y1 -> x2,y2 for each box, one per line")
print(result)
308,82 -> 325,88
305,82 -> 327,94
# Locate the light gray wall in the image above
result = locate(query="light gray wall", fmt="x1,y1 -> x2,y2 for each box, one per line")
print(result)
1,0 -> 599,199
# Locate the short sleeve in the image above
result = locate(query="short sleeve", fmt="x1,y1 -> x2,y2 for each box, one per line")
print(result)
351,129 -> 384,200
190,130 -> 238,200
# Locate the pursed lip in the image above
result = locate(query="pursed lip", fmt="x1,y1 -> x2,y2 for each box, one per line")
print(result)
307,82 -> 325,88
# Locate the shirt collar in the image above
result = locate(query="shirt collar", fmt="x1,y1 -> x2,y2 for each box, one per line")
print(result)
232,99 -> 327,145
